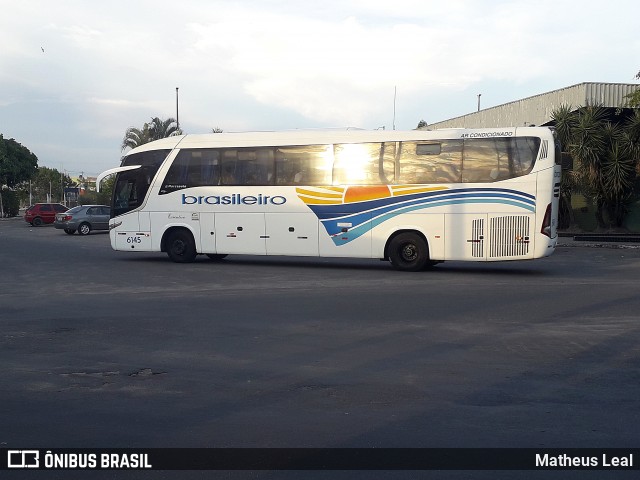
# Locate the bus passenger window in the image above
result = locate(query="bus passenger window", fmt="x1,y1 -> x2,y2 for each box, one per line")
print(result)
160,149 -> 221,193
462,138 -> 510,183
333,143 -> 384,185
197,150 -> 221,186
219,148 -> 275,185
275,145 -> 332,185
461,137 -> 538,183
512,137 -> 539,176
398,141 -> 462,184
247,148 -> 274,185
381,142 -> 396,183
221,150 -> 238,185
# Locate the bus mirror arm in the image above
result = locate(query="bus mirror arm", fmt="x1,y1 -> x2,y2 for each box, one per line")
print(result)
96,165 -> 142,192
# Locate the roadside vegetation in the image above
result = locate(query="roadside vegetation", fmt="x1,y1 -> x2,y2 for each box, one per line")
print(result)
552,104 -> 640,230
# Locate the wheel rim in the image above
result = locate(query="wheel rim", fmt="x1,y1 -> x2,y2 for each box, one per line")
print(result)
401,243 -> 418,262
172,239 -> 186,256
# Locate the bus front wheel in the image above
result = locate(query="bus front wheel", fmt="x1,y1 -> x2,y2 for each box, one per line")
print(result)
166,229 -> 197,263
388,232 -> 430,272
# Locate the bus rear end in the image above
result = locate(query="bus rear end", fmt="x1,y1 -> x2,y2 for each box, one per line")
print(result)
533,128 -> 561,258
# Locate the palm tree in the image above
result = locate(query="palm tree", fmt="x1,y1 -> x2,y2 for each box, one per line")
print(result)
148,117 -> 181,140
121,124 -> 151,152
625,70 -> 640,107
121,117 -> 181,152
552,104 -> 640,229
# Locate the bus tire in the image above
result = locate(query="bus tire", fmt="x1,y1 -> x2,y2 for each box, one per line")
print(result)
206,254 -> 228,261
387,232 -> 429,272
166,229 -> 197,263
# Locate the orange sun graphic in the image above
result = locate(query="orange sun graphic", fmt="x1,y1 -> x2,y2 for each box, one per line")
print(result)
343,186 -> 391,203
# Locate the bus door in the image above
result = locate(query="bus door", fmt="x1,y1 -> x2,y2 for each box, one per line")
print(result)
215,213 -> 267,255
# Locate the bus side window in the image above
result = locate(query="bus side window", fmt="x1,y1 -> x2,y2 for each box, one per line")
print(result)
381,142 -> 396,184
218,148 -> 275,185
333,143 -> 384,185
512,137 -> 539,176
463,138 -> 510,183
198,150 -> 220,186
161,150 -> 190,190
162,152 -> 189,187
398,141 -> 462,184
248,148 -> 274,185
275,145 -> 332,185
221,150 -> 238,185
160,149 -> 221,192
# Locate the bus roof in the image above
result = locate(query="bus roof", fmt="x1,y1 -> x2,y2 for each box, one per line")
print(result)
124,127 -> 553,155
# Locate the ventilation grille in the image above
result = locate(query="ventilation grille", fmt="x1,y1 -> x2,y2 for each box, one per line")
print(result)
489,216 -> 530,258
471,218 -> 484,258
540,140 -> 549,159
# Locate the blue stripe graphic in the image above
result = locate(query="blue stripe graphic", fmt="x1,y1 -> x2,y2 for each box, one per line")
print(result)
313,188 -> 536,245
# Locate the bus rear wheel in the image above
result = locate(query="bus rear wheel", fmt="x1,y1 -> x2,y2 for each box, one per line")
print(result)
166,229 -> 197,263
388,232 -> 430,272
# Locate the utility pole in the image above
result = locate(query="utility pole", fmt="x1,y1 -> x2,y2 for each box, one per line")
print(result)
393,86 -> 397,131
477,94 -> 482,112
176,87 -> 180,132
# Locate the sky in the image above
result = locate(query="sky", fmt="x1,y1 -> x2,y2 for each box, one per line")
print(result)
1,0 -> 639,178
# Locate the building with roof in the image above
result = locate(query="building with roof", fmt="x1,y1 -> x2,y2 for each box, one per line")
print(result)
426,82 -> 638,130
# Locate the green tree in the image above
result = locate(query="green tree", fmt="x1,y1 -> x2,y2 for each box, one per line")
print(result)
27,166 -> 74,204
625,70 -> 640,107
0,190 -> 19,217
96,175 -> 115,205
0,135 -> 38,187
0,135 -> 39,216
552,104 -> 640,229
121,117 -> 181,152
121,123 -> 151,152
78,175 -> 114,206
148,117 -> 181,140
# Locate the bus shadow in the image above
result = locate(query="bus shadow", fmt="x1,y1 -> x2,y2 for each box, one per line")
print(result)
433,262 -> 549,277
120,254 -> 550,276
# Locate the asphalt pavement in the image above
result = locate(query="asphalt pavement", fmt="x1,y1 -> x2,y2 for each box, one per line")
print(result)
1,216 -> 639,480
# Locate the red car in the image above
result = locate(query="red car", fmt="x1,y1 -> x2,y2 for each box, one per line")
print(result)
24,203 -> 68,226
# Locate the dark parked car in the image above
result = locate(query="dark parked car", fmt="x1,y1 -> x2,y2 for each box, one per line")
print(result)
24,203 -> 68,226
54,205 -> 111,235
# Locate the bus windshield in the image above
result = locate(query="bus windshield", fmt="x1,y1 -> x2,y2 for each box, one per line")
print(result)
112,149 -> 171,217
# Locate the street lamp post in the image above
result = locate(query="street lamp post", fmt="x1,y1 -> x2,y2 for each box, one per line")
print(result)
176,87 -> 180,132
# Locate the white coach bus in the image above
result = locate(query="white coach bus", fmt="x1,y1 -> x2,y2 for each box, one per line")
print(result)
96,127 -> 561,271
